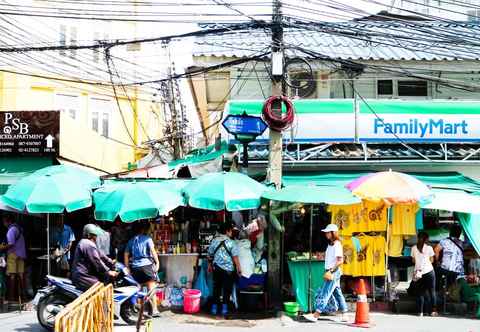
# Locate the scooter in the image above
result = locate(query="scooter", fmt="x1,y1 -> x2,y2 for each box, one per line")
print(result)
33,262 -> 147,331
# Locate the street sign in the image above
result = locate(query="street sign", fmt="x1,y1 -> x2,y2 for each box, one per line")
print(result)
222,114 -> 268,137
0,111 -> 60,155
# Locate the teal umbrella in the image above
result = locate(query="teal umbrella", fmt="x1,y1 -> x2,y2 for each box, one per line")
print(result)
1,164 -> 99,274
32,165 -> 101,189
182,172 -> 267,211
94,181 -> 186,223
2,173 -> 94,214
262,185 -> 360,312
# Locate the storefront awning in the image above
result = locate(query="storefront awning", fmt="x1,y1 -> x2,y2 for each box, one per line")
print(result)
282,171 -> 480,193
0,157 -> 53,194
263,185 -> 361,205
421,189 -> 480,214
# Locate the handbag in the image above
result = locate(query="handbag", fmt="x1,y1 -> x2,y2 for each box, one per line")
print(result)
413,269 -> 423,282
323,270 -> 334,281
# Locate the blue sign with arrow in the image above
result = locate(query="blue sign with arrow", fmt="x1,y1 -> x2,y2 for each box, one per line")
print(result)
222,113 -> 268,137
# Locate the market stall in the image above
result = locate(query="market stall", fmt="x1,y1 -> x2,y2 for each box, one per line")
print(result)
263,185 -> 361,312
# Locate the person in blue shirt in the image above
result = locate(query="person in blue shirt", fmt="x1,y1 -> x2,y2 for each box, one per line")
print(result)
207,221 -> 241,316
125,222 -> 160,317
51,217 -> 76,277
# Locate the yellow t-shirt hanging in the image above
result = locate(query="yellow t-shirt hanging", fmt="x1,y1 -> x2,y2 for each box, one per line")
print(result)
356,235 -> 373,277
391,203 -> 418,236
362,200 -> 388,232
372,236 -> 386,276
328,204 -> 363,236
341,237 -> 355,276
388,233 -> 404,257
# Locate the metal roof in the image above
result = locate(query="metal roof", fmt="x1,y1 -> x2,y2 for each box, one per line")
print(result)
193,21 -> 480,61
244,143 -> 480,162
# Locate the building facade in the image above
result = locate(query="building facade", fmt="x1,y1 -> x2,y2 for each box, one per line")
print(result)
0,0 -> 174,174
188,18 -> 480,179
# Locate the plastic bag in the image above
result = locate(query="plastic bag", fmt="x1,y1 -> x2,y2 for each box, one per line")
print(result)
169,287 -> 184,307
194,261 -> 210,304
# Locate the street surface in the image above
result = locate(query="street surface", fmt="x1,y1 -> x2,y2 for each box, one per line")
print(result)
1,310 -> 479,332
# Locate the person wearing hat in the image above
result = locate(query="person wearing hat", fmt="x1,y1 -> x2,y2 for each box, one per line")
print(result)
71,224 -> 118,291
305,224 -> 348,322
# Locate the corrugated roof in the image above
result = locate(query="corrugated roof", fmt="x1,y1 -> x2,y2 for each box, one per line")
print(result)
245,143 -> 480,161
193,21 -> 480,61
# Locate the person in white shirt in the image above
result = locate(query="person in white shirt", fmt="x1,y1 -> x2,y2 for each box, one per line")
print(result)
305,224 -> 348,322
411,231 -> 437,317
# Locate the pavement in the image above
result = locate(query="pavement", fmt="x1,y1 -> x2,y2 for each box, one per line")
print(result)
1,310 -> 479,332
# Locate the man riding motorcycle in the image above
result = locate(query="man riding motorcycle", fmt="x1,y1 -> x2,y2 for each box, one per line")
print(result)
71,224 -> 118,290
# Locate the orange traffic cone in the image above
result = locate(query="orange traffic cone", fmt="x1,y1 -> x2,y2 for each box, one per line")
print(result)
351,278 -> 371,328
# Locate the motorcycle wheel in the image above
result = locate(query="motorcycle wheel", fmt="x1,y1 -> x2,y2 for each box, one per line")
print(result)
120,301 -> 142,325
120,300 -> 154,326
36,293 -> 69,332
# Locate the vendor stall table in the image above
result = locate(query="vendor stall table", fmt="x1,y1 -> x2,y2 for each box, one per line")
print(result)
287,259 -> 325,312
158,253 -> 199,286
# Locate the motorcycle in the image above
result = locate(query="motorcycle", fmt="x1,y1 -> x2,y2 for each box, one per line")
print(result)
33,262 -> 148,331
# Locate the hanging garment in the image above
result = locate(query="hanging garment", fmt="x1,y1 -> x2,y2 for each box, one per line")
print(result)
327,204 -> 363,236
392,203 -> 419,236
362,200 -> 388,232
356,235 -> 372,277
372,236 -> 386,276
341,237 -> 354,276
416,210 -> 424,231
388,232 -> 404,257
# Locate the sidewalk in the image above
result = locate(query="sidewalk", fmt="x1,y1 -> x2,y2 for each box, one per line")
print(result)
114,311 -> 480,332
0,309 -> 478,332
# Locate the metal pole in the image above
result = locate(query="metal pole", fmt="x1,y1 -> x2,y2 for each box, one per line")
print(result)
47,213 -> 50,275
242,142 -> 249,170
308,205 -> 313,312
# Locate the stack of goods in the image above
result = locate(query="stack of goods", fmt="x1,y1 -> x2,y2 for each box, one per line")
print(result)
151,218 -> 198,255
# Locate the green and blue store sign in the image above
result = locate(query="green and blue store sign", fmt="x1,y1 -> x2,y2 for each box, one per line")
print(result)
224,99 -> 480,143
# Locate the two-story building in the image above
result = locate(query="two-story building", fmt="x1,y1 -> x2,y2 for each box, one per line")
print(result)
188,16 -> 480,180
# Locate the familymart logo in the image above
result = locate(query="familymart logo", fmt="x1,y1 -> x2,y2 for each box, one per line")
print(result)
373,118 -> 469,137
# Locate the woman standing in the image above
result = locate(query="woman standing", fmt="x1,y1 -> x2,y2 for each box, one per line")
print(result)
207,222 -> 241,316
411,231 -> 437,317
306,224 -> 348,322
125,222 -> 160,317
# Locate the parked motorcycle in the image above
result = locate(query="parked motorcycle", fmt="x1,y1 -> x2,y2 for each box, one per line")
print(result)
33,262 -> 147,331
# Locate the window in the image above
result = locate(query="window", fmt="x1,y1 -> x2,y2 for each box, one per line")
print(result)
59,24 -> 66,56
56,94 -> 80,120
398,80 -> 428,97
90,98 -> 112,137
93,32 -> 100,63
377,80 -> 393,95
70,26 -> 77,59
59,25 -> 78,59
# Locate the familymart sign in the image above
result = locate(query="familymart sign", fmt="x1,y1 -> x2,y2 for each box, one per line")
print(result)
225,100 -> 480,143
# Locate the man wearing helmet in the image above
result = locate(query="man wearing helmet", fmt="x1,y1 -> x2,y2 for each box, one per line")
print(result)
71,224 -> 118,291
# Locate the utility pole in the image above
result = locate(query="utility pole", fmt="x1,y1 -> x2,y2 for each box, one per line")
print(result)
267,0 -> 284,309
267,0 -> 284,189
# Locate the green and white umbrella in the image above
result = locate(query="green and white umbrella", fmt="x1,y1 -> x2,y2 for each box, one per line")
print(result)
1,165 -> 100,274
182,172 -> 267,211
94,181 -> 187,223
